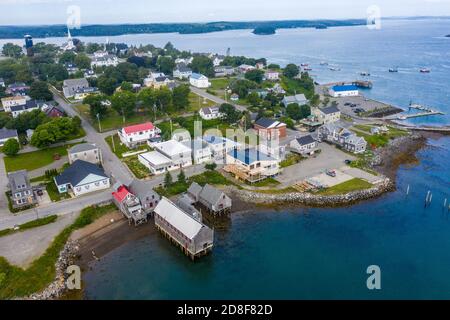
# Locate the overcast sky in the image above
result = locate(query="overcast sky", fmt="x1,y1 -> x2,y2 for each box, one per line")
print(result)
0,0 -> 449,25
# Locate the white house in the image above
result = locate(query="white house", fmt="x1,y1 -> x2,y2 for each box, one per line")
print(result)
329,85 -> 359,97
138,140 -> 192,174
199,106 -> 223,120
0,78 -> 5,87
144,72 -> 173,89
91,54 -> 119,68
312,106 -> 341,124
1,96 -> 27,112
212,54 -> 225,67
62,78 -> 90,99
73,87 -> 100,100
318,123 -> 367,154
265,70 -> 280,81
282,94 -> 309,107
54,160 -> 110,197
290,135 -> 319,156
10,100 -> 40,118
173,64 -> 193,79
238,64 -> 256,73
183,139 -> 213,164
214,66 -> 235,77
0,128 -> 19,146
118,122 -> 161,148
190,73 -> 210,88
203,135 -> 242,162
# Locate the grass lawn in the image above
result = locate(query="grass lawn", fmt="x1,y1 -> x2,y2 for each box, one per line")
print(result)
280,153 -> 305,168
210,78 -> 231,91
3,145 -> 71,173
317,178 -> 373,196
122,156 -> 152,179
46,182 -> 71,202
353,125 -> 409,149
247,177 -> 281,188
176,116 -> 234,136
0,215 -> 58,238
155,170 -> 235,197
187,92 -> 216,112
0,204 -> 117,299
105,134 -> 131,158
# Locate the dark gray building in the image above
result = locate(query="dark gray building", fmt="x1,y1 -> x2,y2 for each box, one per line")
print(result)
8,170 -> 36,209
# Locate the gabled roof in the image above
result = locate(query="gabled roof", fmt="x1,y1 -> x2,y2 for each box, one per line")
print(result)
154,140 -> 191,157
319,106 -> 340,115
154,197 -> 204,240
187,182 -> 202,198
54,160 -> 108,187
69,143 -> 98,154
0,128 -> 18,140
191,73 -> 207,80
199,184 -> 226,206
254,117 -> 286,129
112,185 -> 131,203
10,100 -> 38,112
122,122 -> 155,134
8,170 -> 31,192
296,135 -> 316,146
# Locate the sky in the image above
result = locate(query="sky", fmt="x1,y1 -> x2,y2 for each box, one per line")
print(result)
0,0 -> 450,25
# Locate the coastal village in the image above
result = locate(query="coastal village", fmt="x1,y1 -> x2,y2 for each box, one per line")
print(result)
0,32 -> 448,299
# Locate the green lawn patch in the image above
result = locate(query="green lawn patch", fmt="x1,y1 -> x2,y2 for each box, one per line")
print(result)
0,204 -> 116,299
0,215 -> 58,238
317,178 -> 372,196
105,134 -> 132,159
280,153 -> 305,168
247,177 -> 281,188
46,182 -> 71,202
3,145 -> 71,173
122,156 -> 151,179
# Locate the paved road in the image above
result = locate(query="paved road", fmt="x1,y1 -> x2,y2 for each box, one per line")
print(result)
51,88 -> 134,185
189,86 -> 248,112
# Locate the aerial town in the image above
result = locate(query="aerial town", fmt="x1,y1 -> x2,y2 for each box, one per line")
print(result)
0,28 -> 448,300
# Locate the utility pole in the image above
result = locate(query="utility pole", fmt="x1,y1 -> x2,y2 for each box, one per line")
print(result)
96,113 -> 102,133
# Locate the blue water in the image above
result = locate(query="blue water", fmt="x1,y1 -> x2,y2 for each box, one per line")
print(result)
84,137 -> 450,300
2,19 -> 449,126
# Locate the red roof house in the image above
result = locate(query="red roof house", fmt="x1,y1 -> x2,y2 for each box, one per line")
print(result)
118,122 -> 161,148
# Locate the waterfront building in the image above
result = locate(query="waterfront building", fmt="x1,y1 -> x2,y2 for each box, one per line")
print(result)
68,143 -> 102,165
7,170 -> 36,209
312,106 -> 341,124
329,85 -> 359,97
189,73 -> 210,88
182,139 -> 213,164
118,122 -> 161,148
290,135 -> 319,156
154,197 -> 214,259
225,148 -> 280,183
54,160 -> 110,197
187,182 -> 232,215
253,117 -> 287,139
202,135 -> 242,162
318,122 -> 367,154
128,180 -> 161,215
112,184 -> 147,226
199,106 -> 223,120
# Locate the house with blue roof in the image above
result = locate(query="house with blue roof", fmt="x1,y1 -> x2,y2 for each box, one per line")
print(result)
225,148 -> 281,183
329,84 -> 359,97
189,73 -> 210,88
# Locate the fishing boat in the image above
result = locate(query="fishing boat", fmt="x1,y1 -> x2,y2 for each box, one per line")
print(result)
300,63 -> 309,67
420,68 -> 431,73
389,67 -> 398,73
360,71 -> 371,76
329,67 -> 341,71
304,67 -> 313,71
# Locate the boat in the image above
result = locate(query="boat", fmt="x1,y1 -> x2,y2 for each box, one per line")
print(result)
320,61 -> 328,66
360,71 -> 371,76
329,67 -> 341,71
420,68 -> 431,73
300,63 -> 309,67
389,67 -> 398,73
304,67 -> 313,71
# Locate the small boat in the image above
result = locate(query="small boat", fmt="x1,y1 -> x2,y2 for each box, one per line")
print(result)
304,67 -> 313,71
360,71 -> 370,76
420,68 -> 431,73
329,67 -> 341,71
320,61 -> 328,66
389,67 -> 398,73
300,63 -> 309,67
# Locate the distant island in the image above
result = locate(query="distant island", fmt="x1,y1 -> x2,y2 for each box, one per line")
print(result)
446,34 -> 450,37
253,26 -> 276,35
0,19 -> 366,39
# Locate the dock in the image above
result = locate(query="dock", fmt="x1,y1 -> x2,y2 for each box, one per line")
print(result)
387,104 -> 445,120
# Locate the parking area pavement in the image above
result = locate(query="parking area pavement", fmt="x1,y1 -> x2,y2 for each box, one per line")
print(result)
341,166 -> 383,184
276,143 -> 355,187
311,170 -> 353,188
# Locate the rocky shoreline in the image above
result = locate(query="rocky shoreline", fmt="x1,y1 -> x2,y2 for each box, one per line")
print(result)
19,240 -> 80,300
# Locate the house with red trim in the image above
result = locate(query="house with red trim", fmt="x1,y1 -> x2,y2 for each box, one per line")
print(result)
118,122 -> 161,148
112,184 -> 148,226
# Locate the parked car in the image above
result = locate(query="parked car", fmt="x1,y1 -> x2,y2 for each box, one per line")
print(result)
326,169 -> 336,177
344,159 -> 352,165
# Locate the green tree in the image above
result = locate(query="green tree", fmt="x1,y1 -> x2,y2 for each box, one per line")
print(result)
111,91 -> 136,117
190,56 -> 214,77
138,87 -> 156,111
154,87 -> 173,113
229,79 -> 257,99
177,169 -> 186,184
172,84 -> 190,111
74,53 -> 91,69
2,138 -> 20,156
245,69 -> 265,84
157,56 -> 175,75
2,43 -> 22,58
83,94 -> 109,119
29,81 -> 52,101
246,92 -> 261,107
283,63 -> 300,79
120,81 -> 134,92
97,75 -> 117,95
219,103 -> 241,124
164,171 -> 173,188
58,51 -> 76,64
